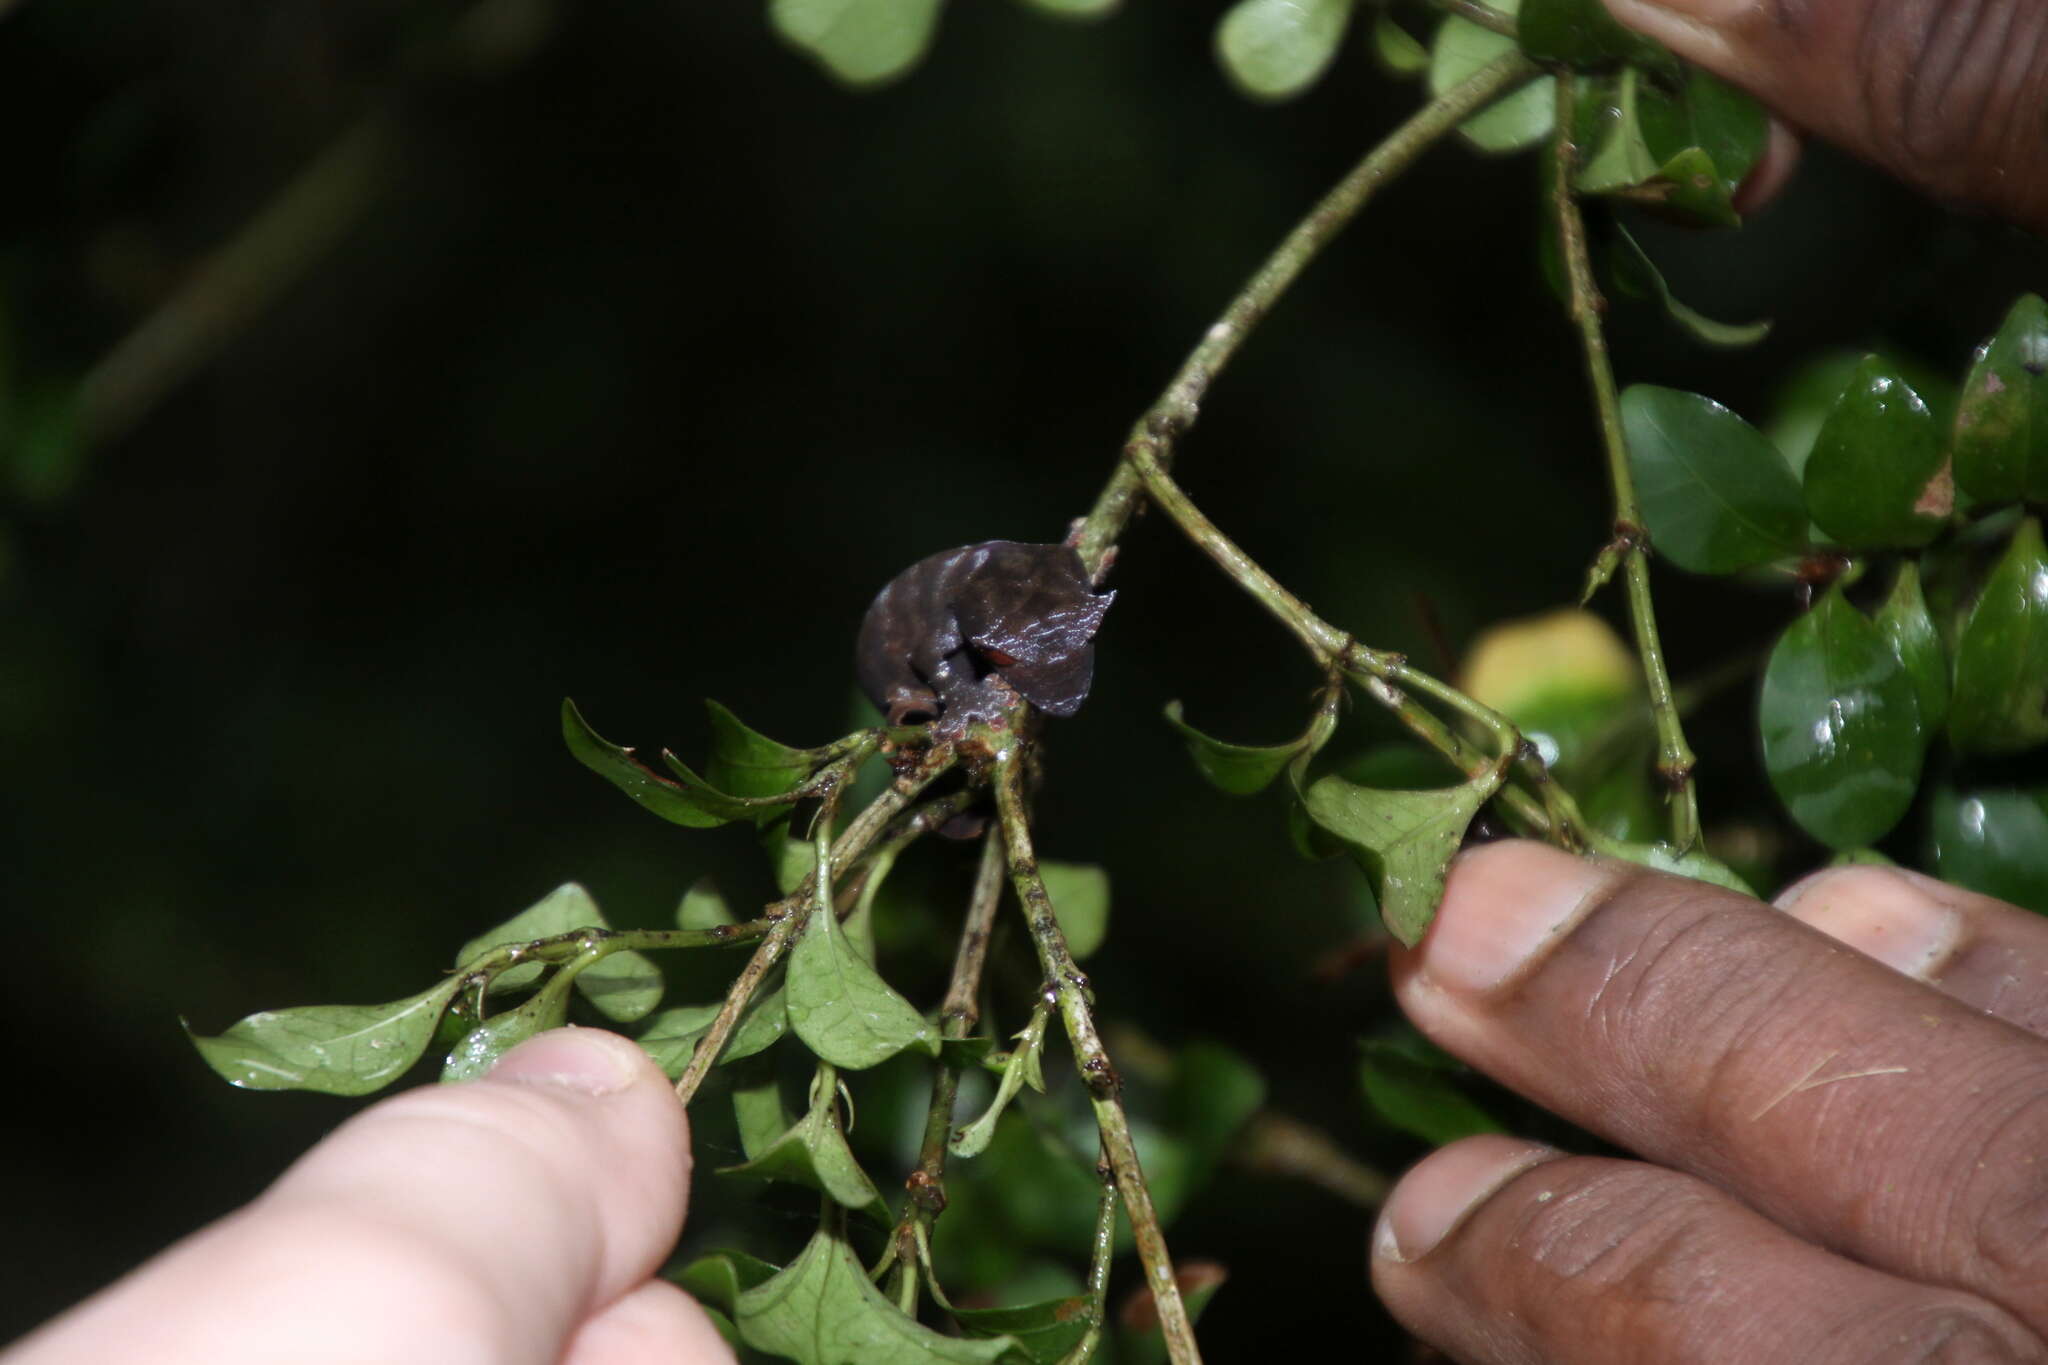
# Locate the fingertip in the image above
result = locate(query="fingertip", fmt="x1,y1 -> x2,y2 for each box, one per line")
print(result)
486,1026 -> 659,1097
1409,841 -> 1618,995
1373,1136 -> 1563,1267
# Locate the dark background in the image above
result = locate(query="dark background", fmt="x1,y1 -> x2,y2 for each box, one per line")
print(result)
3,0 -> 2043,1354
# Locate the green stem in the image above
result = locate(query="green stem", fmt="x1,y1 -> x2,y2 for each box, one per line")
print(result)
1233,1111 -> 1391,1210
1057,1156 -> 1121,1365
1427,0 -> 1520,37
993,755 -> 1202,1365
1548,74 -> 1700,849
1074,49 -> 1543,579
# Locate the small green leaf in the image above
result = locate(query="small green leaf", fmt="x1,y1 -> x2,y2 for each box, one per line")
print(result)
1519,0 -> 1669,68
787,906 -> 937,1069
635,1003 -> 721,1077
1369,10 -> 1428,75
1876,561 -> 1949,732
763,814 -> 821,894
1622,384 -> 1807,574
1573,67 -> 1660,194
1609,222 -> 1771,349
726,975 -> 792,1063
721,1064 -> 887,1218
704,700 -> 819,802
1038,861 -> 1110,959
768,0 -> 946,88
1948,516 -> 2048,756
1634,67 -> 1766,224
1162,699 -> 1308,795
455,882 -> 663,1022
1953,294 -> 2048,506
564,699 -> 760,828
950,1296 -> 1092,1364
1300,775 -> 1492,945
951,1007 -> 1050,1159
1929,783 -> 2048,914
187,977 -> 463,1096
677,877 -> 738,931
1760,585 -> 1924,848
1601,840 -> 1756,896
1216,0 -> 1354,102
1429,0 -> 1554,153
672,1249 -> 781,1314
1803,356 -> 1948,549
1358,1036 -> 1502,1146
736,1227 -> 1019,1363
441,968 -> 579,1082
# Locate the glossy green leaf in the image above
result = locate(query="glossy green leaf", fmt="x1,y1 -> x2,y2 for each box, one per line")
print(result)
1520,0 -> 1668,67
1929,784 -> 2048,914
721,1064 -> 887,1218
1760,585 -> 1924,848
736,1227 -> 1019,1363
1803,356 -> 1948,548
1573,68 -> 1655,193
1300,775 -> 1491,945
1948,517 -> 2048,756
1358,1036 -> 1502,1145
672,1249 -> 781,1314
1162,699 -> 1305,795
1952,294 -> 2048,505
635,1003 -> 721,1077
1635,67 -> 1766,224
1602,840 -> 1756,896
704,700 -> 818,801
1876,561 -> 1949,731
677,876 -> 738,931
564,698 -> 760,827
1038,860 -> 1109,959
455,882 -> 662,1022
187,977 -> 463,1096
1369,10 -> 1428,75
1215,0 -> 1354,101
441,968 -> 578,1082
950,1296 -> 1092,1364
769,0 -> 946,88
1622,384 -> 1807,573
787,905 -> 937,1068
1609,222 -> 1770,349
1429,0 -> 1554,153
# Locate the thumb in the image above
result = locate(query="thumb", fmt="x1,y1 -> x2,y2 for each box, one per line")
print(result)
1603,0 -> 2048,231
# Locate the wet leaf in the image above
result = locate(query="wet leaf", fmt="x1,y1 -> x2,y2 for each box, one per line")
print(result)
1929,784 -> 2048,914
1602,840 -> 1756,896
1621,384 -> 1806,574
736,1227 -> 1019,1363
1215,0 -> 1354,101
950,1295 -> 1093,1364
787,905 -> 937,1069
187,977 -> 463,1096
1952,294 -> 2048,505
769,0 -> 946,88
1162,700 -> 1305,796
1458,607 -> 1640,775
722,1064 -> 887,1219
1369,10 -> 1428,75
1948,516 -> 2048,756
635,1003 -> 721,1077
1609,221 -> 1770,349
704,700 -> 819,801
1429,0 -> 1554,153
1876,561 -> 1949,732
455,882 -> 662,1022
1760,585 -> 1924,848
1039,860 -> 1109,959
441,970 -> 577,1082
1300,775 -> 1492,945
1358,1036 -> 1502,1145
1803,355 -> 1948,549
564,698 -> 759,827
1519,0 -> 1668,68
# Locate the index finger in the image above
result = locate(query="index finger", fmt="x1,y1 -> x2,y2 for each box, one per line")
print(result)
1395,841 -> 2048,1336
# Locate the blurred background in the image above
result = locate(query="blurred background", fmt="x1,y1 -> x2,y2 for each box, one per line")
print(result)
3,0 -> 2044,1354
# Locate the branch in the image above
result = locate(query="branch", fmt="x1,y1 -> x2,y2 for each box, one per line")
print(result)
1546,75 -> 1701,849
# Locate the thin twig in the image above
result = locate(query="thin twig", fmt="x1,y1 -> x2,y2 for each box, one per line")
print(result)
992,754 -> 1202,1365
1233,1111 -> 1391,1210
1548,74 -> 1701,849
1057,1154 -> 1121,1365
1427,0 -> 1520,38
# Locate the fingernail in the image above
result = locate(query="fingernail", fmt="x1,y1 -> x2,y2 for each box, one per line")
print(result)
487,1027 -> 642,1096
1421,842 -> 1618,994
1777,868 -> 1962,981
1605,0 -> 1751,24
1374,1137 -> 1560,1263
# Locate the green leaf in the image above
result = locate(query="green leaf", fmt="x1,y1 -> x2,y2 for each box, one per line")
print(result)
1215,0 -> 1354,101
787,906 -> 937,1068
1161,699 -> 1309,795
1014,0 -> 1116,18
635,1003 -> 721,1077
1369,10 -> 1428,75
1163,1042 -> 1265,1177
1760,585 -> 1924,848
1519,0 -> 1668,68
1118,1263 -> 1228,1365
768,0 -> 947,88
441,969 -> 578,1082
1609,222 -> 1770,349
1621,384 -> 1807,574
722,1064 -> 887,1219
677,876 -> 738,931
563,698 -> 761,828
187,977 -> 463,1096
1929,783 -> 2048,914
1038,861 -> 1110,959
1953,294 -> 2048,505
736,1227 -> 1019,1363
1573,68 -> 1659,194
1803,356 -> 1949,549
1634,67 -> 1767,225
705,700 -> 819,802
764,814 -> 821,894
672,1249 -> 782,1313
951,1008 -> 1050,1158
1601,840 -> 1756,896
1358,1036 -> 1502,1146
1428,0 -> 1554,153
1948,516 -> 2048,756
455,882 -> 663,1022
1299,775 -> 1492,945
950,1296 -> 1092,1364
726,974 -> 793,1063
1876,561 -> 1949,732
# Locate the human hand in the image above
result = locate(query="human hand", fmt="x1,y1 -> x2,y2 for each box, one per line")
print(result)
3,1028 -> 734,1365
1600,0 -> 2048,232
1373,840 -> 2048,1361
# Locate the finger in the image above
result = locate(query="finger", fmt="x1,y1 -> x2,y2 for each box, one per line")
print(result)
561,1280 -> 736,1365
1600,0 -> 2048,231
1778,864 -> 2048,1035
1733,117 -> 1802,214
8,1027 -> 690,1365
1392,841 -> 2048,1338
1371,1136 -> 2043,1365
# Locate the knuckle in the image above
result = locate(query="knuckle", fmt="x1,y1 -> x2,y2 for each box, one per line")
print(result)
1957,1084 -> 2048,1296
1503,1159 -> 1726,1302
